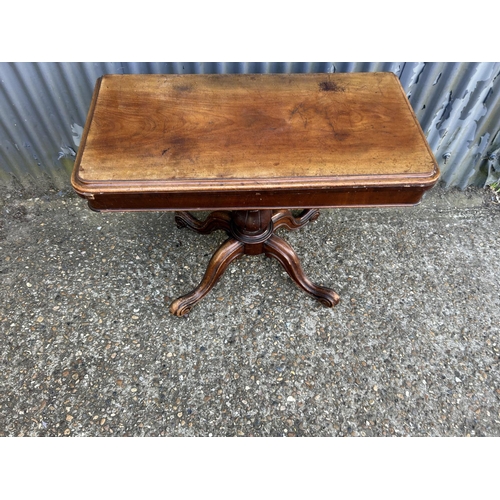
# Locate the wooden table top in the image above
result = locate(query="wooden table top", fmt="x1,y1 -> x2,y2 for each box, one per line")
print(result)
72,73 -> 439,210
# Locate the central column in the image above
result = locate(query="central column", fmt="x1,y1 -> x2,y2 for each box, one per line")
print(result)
230,210 -> 274,254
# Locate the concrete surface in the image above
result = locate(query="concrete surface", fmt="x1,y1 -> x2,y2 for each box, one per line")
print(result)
0,185 -> 499,436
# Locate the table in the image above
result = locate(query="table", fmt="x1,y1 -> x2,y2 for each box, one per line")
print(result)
71,73 -> 439,316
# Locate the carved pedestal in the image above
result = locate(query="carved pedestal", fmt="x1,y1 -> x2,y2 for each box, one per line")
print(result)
169,209 -> 340,316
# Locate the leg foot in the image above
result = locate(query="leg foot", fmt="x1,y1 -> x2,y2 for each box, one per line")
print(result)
264,234 -> 340,307
272,209 -> 320,231
169,238 -> 245,316
175,211 -> 231,234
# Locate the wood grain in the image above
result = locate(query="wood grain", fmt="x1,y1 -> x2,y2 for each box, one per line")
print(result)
72,72 -> 439,206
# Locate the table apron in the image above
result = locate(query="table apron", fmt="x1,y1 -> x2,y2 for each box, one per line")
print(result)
82,185 -> 433,212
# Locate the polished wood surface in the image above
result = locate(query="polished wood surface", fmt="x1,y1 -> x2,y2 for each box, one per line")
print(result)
71,73 -> 440,315
72,73 -> 439,210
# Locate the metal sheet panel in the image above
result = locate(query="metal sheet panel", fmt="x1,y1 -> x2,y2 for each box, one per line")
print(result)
1,62 -> 499,193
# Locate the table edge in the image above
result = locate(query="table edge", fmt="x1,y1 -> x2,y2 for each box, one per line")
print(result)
72,166 -> 440,195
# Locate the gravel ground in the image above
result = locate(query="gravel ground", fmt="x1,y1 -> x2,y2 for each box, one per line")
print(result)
0,185 -> 499,436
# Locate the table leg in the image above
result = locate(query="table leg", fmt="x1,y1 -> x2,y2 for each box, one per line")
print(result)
272,209 -> 320,231
169,238 -> 244,316
264,234 -> 340,307
175,211 -> 231,234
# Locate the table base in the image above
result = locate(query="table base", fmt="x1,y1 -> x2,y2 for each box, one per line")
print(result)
169,209 -> 340,316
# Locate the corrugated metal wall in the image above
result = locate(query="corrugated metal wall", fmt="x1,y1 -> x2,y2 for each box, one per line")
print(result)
1,62 -> 499,194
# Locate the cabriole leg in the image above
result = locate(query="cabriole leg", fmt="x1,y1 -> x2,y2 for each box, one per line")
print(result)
175,211 -> 231,234
272,209 -> 320,231
264,234 -> 340,307
169,238 -> 244,316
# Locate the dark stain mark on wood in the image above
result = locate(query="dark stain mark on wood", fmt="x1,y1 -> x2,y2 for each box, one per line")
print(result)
290,105 -> 301,117
173,84 -> 192,92
319,81 -> 345,92
289,104 -> 308,128
322,109 -> 350,141
165,136 -> 197,161
171,137 -> 187,147
333,132 -> 350,141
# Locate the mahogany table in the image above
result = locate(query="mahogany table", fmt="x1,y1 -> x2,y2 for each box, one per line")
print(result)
71,73 -> 439,316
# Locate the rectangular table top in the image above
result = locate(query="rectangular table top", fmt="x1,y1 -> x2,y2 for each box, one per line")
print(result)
71,73 -> 439,211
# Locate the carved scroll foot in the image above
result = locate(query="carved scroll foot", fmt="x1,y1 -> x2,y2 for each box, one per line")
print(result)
264,234 -> 340,307
175,211 -> 231,234
272,209 -> 320,231
169,238 -> 245,316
